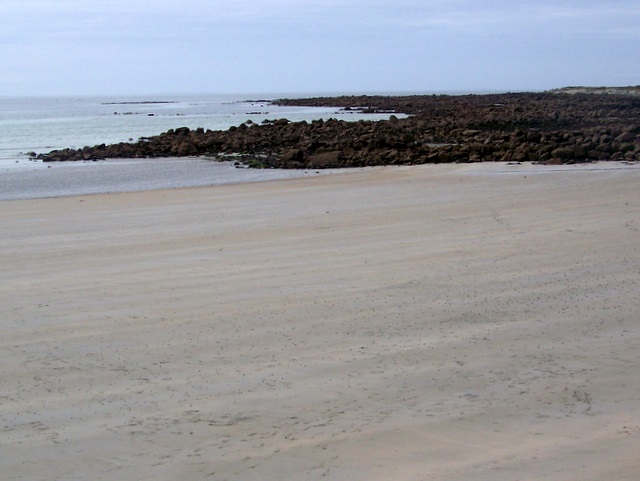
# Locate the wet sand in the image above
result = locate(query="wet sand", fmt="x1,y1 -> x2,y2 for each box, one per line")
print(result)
1,162 -> 639,480
0,157 -> 351,201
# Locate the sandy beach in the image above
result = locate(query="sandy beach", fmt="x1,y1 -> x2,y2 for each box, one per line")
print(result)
1,162 -> 639,480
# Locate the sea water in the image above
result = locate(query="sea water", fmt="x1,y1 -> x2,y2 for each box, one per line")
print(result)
0,93 -> 394,168
0,94 -> 398,199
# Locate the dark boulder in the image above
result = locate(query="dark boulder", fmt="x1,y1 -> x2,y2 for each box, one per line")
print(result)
306,151 -> 342,168
551,147 -> 574,161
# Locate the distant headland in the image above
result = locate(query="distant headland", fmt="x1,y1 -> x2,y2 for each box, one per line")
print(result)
548,85 -> 640,96
39,87 -> 640,168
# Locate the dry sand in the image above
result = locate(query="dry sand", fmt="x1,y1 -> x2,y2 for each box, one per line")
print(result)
1,162 -> 639,480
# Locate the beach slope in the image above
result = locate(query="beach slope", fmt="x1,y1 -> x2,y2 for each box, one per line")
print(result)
1,163 -> 639,480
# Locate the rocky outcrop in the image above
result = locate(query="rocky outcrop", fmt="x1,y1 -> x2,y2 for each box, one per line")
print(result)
39,92 -> 640,167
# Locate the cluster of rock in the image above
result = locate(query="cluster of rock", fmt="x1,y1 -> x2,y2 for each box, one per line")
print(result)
39,91 -> 640,168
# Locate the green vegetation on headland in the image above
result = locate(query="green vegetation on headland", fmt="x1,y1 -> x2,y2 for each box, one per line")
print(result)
39,88 -> 640,168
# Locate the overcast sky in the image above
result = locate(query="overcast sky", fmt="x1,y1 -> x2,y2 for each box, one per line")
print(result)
1,0 -> 638,96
